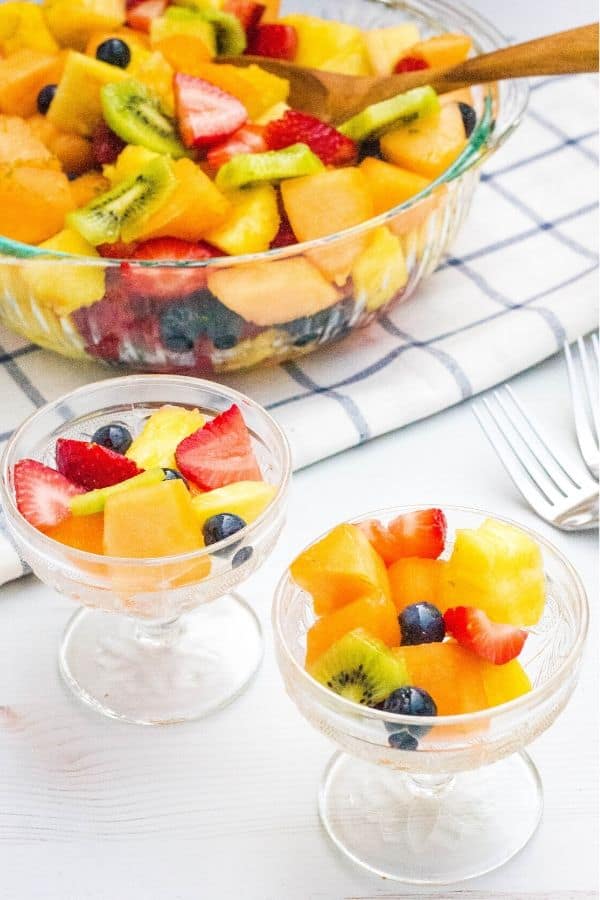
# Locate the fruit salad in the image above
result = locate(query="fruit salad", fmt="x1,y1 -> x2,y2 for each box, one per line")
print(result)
290,509 -> 546,749
12,400 -> 278,575
0,0 -> 486,374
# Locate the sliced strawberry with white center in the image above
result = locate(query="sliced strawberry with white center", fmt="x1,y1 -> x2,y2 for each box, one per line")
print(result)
119,238 -> 222,302
174,74 -> 248,150
14,459 -> 83,529
247,23 -> 298,61
206,124 -> 267,171
126,0 -> 168,33
444,606 -> 528,665
56,439 -> 142,491
175,404 -> 262,491
388,508 -> 447,559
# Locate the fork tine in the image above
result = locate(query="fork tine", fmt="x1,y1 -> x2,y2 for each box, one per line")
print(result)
577,335 -> 599,439
564,338 -> 599,476
473,399 -> 555,513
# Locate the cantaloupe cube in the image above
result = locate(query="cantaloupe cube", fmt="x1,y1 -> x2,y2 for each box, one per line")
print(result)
381,102 -> 468,179
364,23 -> 420,75
0,49 -> 64,117
0,114 -> 59,168
204,184 -> 278,255
45,512 -> 104,554
28,113 -> 94,175
306,593 -> 400,667
190,62 -> 289,120
402,33 -> 472,69
388,557 -> 446,613
359,156 -> 430,214
0,165 -> 74,244
69,171 -> 111,207
396,642 -> 487,715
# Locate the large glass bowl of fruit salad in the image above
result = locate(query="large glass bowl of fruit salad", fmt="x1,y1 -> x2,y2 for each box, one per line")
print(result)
0,0 -> 527,374
0,374 -> 291,725
273,506 -> 588,884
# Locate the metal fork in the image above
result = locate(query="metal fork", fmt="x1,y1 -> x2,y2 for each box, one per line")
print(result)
473,385 -> 599,530
564,334 -> 599,480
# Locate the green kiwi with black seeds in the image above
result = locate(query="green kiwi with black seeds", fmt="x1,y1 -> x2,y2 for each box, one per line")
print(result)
101,79 -> 187,159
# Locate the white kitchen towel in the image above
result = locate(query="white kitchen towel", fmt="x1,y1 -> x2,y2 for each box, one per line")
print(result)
0,75 -> 597,584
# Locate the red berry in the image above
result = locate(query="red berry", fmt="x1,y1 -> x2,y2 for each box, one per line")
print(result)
174,74 -> 248,149
91,121 -> 126,166
444,606 -> 528,665
119,238 -> 222,302
55,439 -> 142,491
14,459 -> 83,529
265,110 -> 357,166
175,404 -> 262,491
359,508 -> 447,564
223,0 -> 266,33
206,124 -> 267,171
394,55 -> 430,73
247,23 -> 298,61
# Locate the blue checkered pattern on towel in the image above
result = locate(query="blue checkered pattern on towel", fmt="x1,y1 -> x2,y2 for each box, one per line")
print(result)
0,75 -> 597,584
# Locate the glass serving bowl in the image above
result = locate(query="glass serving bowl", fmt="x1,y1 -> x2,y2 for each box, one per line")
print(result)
0,375 -> 291,725
0,0 -> 527,376
273,506 -> 588,885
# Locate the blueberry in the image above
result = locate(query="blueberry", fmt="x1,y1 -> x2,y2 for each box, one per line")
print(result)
203,513 -> 247,547
232,546 -> 253,568
388,730 -> 419,751
205,297 -> 245,350
96,38 -> 131,69
399,602 -> 445,646
162,468 -> 188,486
382,686 -> 437,739
92,423 -> 132,454
458,102 -> 477,138
283,299 -> 354,347
159,301 -> 209,352
37,84 -> 57,115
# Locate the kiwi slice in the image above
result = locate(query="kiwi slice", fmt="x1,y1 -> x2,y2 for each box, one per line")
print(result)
171,2 -> 247,55
215,143 -> 324,191
309,628 -> 409,707
101,79 -> 187,159
67,157 -> 176,245
339,86 -> 440,143
70,468 -> 166,517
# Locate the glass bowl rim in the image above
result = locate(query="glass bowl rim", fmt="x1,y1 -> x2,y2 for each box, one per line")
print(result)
273,503 -> 589,729
0,0 -> 529,267
0,374 -> 292,567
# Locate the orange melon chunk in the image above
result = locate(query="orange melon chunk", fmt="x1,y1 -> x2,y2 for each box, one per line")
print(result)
0,165 -> 74,244
0,114 -> 59,168
388,557 -> 446,613
0,49 -> 64,117
395,642 -> 487,715
291,523 -> 390,616
359,156 -> 430,214
27,113 -> 94,176
381,102 -> 468,180
403,33 -> 472,69
44,512 -> 104,555
306,593 -> 400,667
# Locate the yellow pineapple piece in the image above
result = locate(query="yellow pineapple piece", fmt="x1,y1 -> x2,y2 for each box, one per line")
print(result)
43,0 -> 126,51
351,226 -> 408,313
205,184 -> 279,255
69,171 -> 111,207
126,405 -> 206,470
0,3 -> 59,54
47,51 -> 128,137
280,14 -> 370,73
364,23 -> 420,75
22,228 -> 105,315
103,144 -> 159,183
191,482 -> 277,529
481,659 -> 532,709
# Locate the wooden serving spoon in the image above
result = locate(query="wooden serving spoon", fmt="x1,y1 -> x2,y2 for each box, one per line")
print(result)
222,23 -> 599,124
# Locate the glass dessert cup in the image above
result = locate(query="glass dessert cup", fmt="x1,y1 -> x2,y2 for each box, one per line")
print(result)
273,506 -> 588,885
0,0 -> 528,376
0,375 -> 291,725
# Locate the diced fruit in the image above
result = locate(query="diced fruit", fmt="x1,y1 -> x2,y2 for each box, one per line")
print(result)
47,51 -> 128,137
175,404 -> 262,491
188,62 -> 289,120
398,33 -> 472,69
351,226 -> 408,313
45,512 -> 104,554
360,508 -> 447,564
102,141 -> 157,181
359,157 -> 430,214
394,642 -> 487,715
0,165 -> 74,244
70,171 -> 112,207
21,228 -> 105,315
265,110 -> 357,166
481,659 -> 532,709
43,0 -> 126,51
0,49 -> 63,118
102,78 -> 187,157
206,124 -> 267,171
339,85 -> 440,143
394,56 -> 429,73
280,14 -> 370,75
0,3 -> 59,54
0,114 -> 58,169
92,423 -> 132,454
399,602 -> 445,645
174,73 -> 248,149
363,23 -> 420,76
27,114 -> 95,176
205,183 -> 279,255
281,166 -> 374,283
103,477 -> 204,557
247,23 -> 297,60
305,593 -> 400,667
203,512 -> 246,546
255,100 -> 289,126
382,685 -> 437,745
191,480 -> 276,529
119,236 -> 219,298
96,36 -> 131,67
444,606 -> 528,665
197,6 -> 247,56
223,0 -> 265,32
207,257 -> 338,325
149,7 -> 216,72
215,143 -> 324,190
126,404 -> 205,469
380,101 -> 468,179
441,518 -> 546,626
92,119 -> 126,164
56,438 -> 142,490
127,0 -> 167,33
70,467 -> 165,516
291,522 -> 390,616
309,628 -> 408,706
67,155 -> 176,245
388,557 -> 446,613
14,458 -> 83,529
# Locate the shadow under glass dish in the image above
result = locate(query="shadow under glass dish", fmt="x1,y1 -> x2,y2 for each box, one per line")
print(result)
273,506 -> 588,884
0,376 -> 291,725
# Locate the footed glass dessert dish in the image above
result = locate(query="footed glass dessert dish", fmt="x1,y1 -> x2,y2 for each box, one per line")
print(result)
273,507 -> 588,884
1,375 -> 290,725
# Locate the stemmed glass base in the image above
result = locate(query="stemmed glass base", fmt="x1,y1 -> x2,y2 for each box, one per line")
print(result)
319,750 -> 543,884
59,593 -> 263,725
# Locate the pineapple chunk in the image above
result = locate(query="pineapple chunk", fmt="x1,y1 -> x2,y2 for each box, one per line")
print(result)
103,144 -> 159,184
22,228 -> 105,315
47,51 -> 127,137
0,3 -> 59,54
364,23 -> 420,76
280,14 -> 370,73
205,184 -> 279,255
191,482 -> 277,529
126,405 -> 206,470
351,226 -> 408,313
43,0 -> 126,51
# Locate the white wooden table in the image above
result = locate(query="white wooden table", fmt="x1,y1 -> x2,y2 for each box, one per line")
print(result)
0,2 -> 597,897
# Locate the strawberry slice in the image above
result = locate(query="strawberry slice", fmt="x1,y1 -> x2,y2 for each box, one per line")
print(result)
174,74 -> 248,150
126,0 -> 168,33
206,124 -> 267,171
14,459 -> 83,529
119,238 -> 222,302
223,0 -> 266,33
444,606 -> 528,665
247,23 -> 298,61
56,439 -> 142,491
265,110 -> 357,166
359,508 -> 447,564
175,404 -> 262,491
394,55 -> 430,73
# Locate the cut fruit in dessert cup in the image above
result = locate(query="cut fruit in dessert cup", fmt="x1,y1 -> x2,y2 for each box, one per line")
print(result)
273,506 -> 588,884
0,375 -> 291,725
